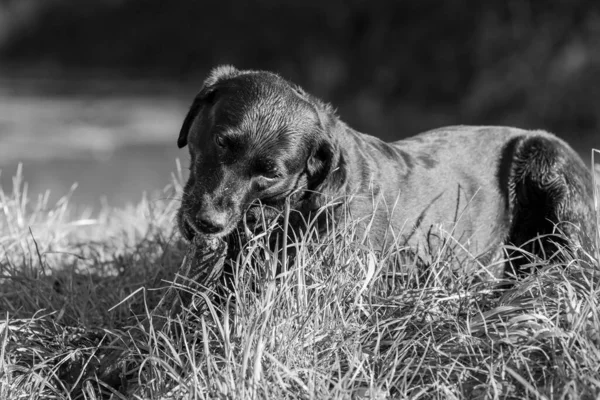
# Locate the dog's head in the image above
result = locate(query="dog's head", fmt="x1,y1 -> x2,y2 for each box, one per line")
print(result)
176,65 -> 346,241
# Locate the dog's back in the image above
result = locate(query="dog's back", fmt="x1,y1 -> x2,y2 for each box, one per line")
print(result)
337,125 -> 595,271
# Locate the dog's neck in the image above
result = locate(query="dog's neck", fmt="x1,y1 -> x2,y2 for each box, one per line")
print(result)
334,121 -> 415,200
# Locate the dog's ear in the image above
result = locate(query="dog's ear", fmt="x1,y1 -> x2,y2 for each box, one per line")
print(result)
177,65 -> 240,148
292,83 -> 347,203
177,96 -> 204,148
307,138 -> 346,195
305,108 -> 347,207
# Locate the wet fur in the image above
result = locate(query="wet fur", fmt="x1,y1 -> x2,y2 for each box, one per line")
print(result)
177,65 -> 595,276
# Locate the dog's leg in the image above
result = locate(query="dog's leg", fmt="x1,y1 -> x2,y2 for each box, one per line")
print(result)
507,134 -> 594,276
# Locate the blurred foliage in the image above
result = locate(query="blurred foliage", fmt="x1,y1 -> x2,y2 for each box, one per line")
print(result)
1,0 -> 600,141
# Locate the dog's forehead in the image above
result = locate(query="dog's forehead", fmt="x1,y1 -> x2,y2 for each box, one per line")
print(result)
219,73 -> 316,134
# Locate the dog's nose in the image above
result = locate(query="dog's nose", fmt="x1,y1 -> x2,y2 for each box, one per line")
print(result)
196,210 -> 228,234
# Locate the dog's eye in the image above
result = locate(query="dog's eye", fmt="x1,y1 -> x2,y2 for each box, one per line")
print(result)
262,169 -> 279,180
258,165 -> 280,181
214,134 -> 227,148
254,159 -> 281,182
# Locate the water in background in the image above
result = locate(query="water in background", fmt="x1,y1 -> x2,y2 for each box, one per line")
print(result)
0,74 -> 194,212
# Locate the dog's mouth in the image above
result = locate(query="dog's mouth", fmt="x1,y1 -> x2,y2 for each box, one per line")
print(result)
238,203 -> 291,238
180,216 -> 200,241
179,202 -> 286,242
243,203 -> 282,224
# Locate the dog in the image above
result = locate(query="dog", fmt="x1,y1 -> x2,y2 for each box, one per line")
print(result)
176,65 -> 596,277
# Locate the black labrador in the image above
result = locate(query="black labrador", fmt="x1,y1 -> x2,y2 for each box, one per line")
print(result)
176,65 -> 596,276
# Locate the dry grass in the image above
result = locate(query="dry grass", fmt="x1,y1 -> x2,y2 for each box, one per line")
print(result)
1,157 -> 599,400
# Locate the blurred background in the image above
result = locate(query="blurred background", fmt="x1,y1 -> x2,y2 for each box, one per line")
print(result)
0,0 -> 599,212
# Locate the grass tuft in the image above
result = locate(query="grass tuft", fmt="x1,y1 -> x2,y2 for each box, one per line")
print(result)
0,157 -> 599,399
